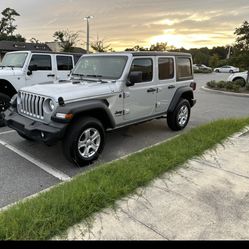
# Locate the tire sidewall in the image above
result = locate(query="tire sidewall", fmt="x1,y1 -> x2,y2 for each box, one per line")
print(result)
69,118 -> 105,166
175,100 -> 191,130
0,93 -> 11,112
0,93 -> 11,127
168,99 -> 191,131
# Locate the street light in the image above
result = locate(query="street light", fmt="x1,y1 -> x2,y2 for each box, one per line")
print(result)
84,16 -> 94,54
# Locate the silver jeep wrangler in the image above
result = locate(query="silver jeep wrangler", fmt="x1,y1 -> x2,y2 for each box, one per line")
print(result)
5,52 -> 196,167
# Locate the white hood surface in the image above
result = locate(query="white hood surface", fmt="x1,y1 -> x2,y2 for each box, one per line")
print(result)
21,80 -> 118,102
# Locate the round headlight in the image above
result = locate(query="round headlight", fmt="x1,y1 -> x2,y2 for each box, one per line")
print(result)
48,99 -> 55,112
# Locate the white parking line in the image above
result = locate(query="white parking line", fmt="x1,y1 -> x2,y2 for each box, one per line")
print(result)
0,139 -> 71,182
0,130 -> 16,136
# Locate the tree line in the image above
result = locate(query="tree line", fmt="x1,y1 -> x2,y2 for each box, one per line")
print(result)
0,8 -> 249,71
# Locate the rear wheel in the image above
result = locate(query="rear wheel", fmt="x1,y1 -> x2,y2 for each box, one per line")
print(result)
167,99 -> 191,131
63,117 -> 106,167
0,93 -> 11,127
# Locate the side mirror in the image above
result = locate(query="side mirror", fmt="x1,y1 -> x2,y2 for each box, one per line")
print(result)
127,71 -> 143,87
27,65 -> 38,75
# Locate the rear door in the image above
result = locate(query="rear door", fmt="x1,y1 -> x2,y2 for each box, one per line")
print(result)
26,54 -> 55,86
156,56 -> 193,113
155,56 -> 177,114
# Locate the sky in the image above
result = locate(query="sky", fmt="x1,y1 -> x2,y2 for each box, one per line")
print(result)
0,0 -> 249,51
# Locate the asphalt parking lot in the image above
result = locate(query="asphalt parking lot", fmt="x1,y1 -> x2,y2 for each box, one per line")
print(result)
0,72 -> 249,209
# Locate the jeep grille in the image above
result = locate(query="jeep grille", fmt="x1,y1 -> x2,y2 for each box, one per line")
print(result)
19,91 -> 46,120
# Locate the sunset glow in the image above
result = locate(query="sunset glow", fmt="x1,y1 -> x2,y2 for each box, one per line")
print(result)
0,0 -> 248,50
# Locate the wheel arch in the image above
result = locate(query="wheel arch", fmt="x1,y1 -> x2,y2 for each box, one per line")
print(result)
233,77 -> 246,83
0,79 -> 17,98
54,99 -> 116,130
168,87 -> 195,113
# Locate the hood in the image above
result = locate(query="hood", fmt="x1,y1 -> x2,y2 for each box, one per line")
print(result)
20,80 -> 118,102
0,67 -> 23,76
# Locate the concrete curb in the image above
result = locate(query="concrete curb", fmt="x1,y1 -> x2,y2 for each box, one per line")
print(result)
55,125 -> 249,240
201,86 -> 249,98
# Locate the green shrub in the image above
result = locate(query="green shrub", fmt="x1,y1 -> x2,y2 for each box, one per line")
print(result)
207,81 -> 217,88
216,81 -> 226,89
234,79 -> 246,87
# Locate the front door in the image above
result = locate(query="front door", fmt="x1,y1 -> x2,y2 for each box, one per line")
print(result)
124,57 -> 157,121
26,54 -> 55,86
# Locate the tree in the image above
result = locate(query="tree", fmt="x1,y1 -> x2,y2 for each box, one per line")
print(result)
209,54 -> 219,68
30,37 -> 40,43
0,7 -> 25,41
125,45 -> 148,51
235,21 -> 249,85
150,42 -> 168,51
90,37 -> 112,52
235,21 -> 249,51
53,30 -> 79,52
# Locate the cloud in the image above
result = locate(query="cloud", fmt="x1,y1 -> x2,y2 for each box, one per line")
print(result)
0,0 -> 248,49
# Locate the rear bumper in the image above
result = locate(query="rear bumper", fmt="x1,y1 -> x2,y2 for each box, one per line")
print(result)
5,110 -> 68,145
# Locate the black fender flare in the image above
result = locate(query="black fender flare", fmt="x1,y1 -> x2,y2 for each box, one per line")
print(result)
52,99 -> 116,129
0,79 -> 17,98
168,86 -> 195,113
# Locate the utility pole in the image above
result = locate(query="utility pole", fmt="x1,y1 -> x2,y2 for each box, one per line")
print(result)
84,16 -> 94,54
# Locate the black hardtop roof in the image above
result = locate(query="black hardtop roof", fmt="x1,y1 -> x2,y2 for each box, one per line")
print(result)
88,51 -> 192,57
128,51 -> 191,57
8,50 -> 84,56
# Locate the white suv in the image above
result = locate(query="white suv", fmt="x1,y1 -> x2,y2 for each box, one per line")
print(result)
0,51 -> 82,126
5,52 -> 197,167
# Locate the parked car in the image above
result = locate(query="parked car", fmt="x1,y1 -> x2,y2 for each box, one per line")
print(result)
214,65 -> 239,73
5,51 -> 197,167
193,64 -> 212,73
0,51 -> 83,126
227,71 -> 248,85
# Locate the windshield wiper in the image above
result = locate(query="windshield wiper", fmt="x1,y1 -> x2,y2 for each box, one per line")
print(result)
86,74 -> 103,78
86,74 -> 109,83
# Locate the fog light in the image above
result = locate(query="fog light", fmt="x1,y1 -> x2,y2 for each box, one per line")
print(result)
41,132 -> 45,139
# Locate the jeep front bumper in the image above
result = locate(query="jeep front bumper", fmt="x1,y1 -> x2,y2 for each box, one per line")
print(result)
4,110 -> 68,145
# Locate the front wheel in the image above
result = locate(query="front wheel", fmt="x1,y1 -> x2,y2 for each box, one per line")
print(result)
0,93 -> 11,127
63,117 -> 106,167
167,99 -> 191,131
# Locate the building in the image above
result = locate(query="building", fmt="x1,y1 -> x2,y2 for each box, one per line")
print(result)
46,41 -> 87,54
0,41 -> 52,61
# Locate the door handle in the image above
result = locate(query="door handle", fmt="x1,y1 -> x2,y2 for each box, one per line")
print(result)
168,85 -> 176,89
147,88 -> 157,93
47,74 -> 55,77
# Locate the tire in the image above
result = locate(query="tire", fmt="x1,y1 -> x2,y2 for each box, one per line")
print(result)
0,93 -> 11,127
17,132 -> 35,141
215,69 -> 220,73
229,70 -> 234,73
167,99 -> 191,131
63,117 -> 106,167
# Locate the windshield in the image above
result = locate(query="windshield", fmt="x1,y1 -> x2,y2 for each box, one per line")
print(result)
1,53 -> 28,68
72,56 -> 128,80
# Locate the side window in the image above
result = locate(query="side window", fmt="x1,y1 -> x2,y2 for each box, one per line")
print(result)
177,57 -> 193,80
57,56 -> 73,71
29,55 -> 52,71
158,58 -> 174,80
130,58 -> 153,83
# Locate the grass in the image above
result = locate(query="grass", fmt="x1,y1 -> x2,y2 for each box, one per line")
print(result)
0,118 -> 249,240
